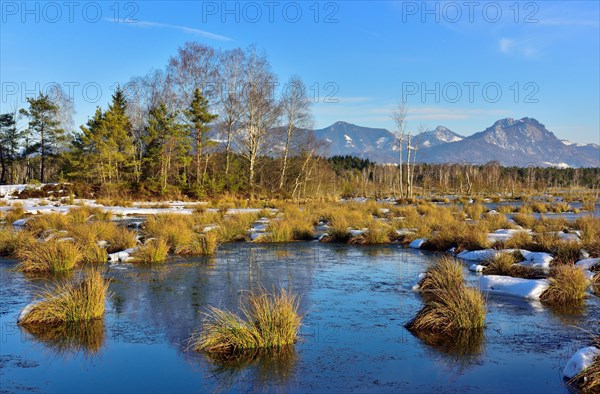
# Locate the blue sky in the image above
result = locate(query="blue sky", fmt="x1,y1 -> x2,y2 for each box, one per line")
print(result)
1,1 -> 599,143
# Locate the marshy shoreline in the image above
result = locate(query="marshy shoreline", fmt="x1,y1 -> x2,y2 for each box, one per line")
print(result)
1,191 -> 599,393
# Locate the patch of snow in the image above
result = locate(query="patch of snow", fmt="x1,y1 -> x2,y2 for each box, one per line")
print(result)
108,248 -> 137,263
520,251 -> 553,270
411,273 -> 426,291
576,258 -> 600,271
563,346 -> 600,379
348,229 -> 365,237
456,249 -> 499,262
18,300 -> 39,323
409,238 -> 427,249
478,275 -> 549,300
469,264 -> 485,273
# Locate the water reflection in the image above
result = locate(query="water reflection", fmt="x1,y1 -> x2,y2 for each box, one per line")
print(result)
204,346 -> 297,392
415,329 -> 486,375
20,319 -> 105,357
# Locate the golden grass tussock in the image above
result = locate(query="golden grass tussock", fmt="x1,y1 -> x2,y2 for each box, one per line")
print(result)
406,286 -> 486,335
67,221 -> 117,246
417,256 -> 465,294
4,203 -> 26,224
512,213 -> 536,229
464,203 -> 485,220
483,252 -> 542,279
143,214 -> 196,252
425,222 -> 490,251
481,213 -> 515,232
131,238 -> 169,263
215,213 -> 259,242
105,226 -> 138,253
17,240 -> 83,273
359,221 -> 392,245
18,270 -> 109,325
0,227 -> 36,257
570,336 -> 600,393
26,213 -> 71,235
81,243 -> 108,264
540,265 -> 589,306
193,288 -> 302,355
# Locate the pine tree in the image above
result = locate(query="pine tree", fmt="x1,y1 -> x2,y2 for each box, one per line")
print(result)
102,87 -> 136,183
144,103 -> 189,194
19,93 -> 64,183
0,112 -> 23,184
186,88 -> 217,186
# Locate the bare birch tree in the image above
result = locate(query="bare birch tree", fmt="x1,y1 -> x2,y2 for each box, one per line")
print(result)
218,48 -> 246,177
391,101 -> 407,198
279,75 -> 312,189
236,47 -> 280,197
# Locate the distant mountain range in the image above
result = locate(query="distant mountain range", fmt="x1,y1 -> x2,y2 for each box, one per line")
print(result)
312,118 -> 600,168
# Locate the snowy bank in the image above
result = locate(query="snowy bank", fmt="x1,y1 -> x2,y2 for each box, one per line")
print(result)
408,238 -> 427,249
478,275 -> 549,300
563,346 -> 599,379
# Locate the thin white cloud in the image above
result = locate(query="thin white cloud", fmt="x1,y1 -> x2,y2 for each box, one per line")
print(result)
498,37 -> 539,59
107,19 -> 232,41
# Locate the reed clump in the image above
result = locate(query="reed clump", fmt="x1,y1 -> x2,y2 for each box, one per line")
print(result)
0,227 -> 36,257
216,213 -> 259,242
193,288 -> 302,355
483,252 -> 542,279
406,286 -> 486,335
540,265 -> 589,306
17,240 -> 82,273
18,270 -> 109,325
131,238 -> 169,263
416,256 -> 464,294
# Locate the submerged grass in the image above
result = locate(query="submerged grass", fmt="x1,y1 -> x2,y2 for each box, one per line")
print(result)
540,265 -> 589,306
17,241 -> 82,273
18,270 -> 109,325
193,288 -> 302,355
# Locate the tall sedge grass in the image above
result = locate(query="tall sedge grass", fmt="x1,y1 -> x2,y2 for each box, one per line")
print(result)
26,213 -> 71,235
17,241 -> 82,273
105,226 -> 138,253
416,257 -> 464,294
81,243 -> 108,264
216,213 -> 259,242
0,227 -> 36,257
131,238 -> 169,263
483,253 -> 542,279
406,286 -> 486,335
4,203 -> 26,224
540,265 -> 589,306
143,214 -> 196,252
193,288 -> 302,355
175,231 -> 220,255
18,270 -> 109,325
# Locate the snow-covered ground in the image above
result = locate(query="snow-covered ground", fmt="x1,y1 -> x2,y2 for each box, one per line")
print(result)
0,197 -> 270,217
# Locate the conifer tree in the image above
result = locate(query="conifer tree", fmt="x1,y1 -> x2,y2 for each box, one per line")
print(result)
19,93 -> 64,183
186,88 -> 217,186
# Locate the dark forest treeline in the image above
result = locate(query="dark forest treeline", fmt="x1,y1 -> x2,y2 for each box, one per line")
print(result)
1,42 -> 598,200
